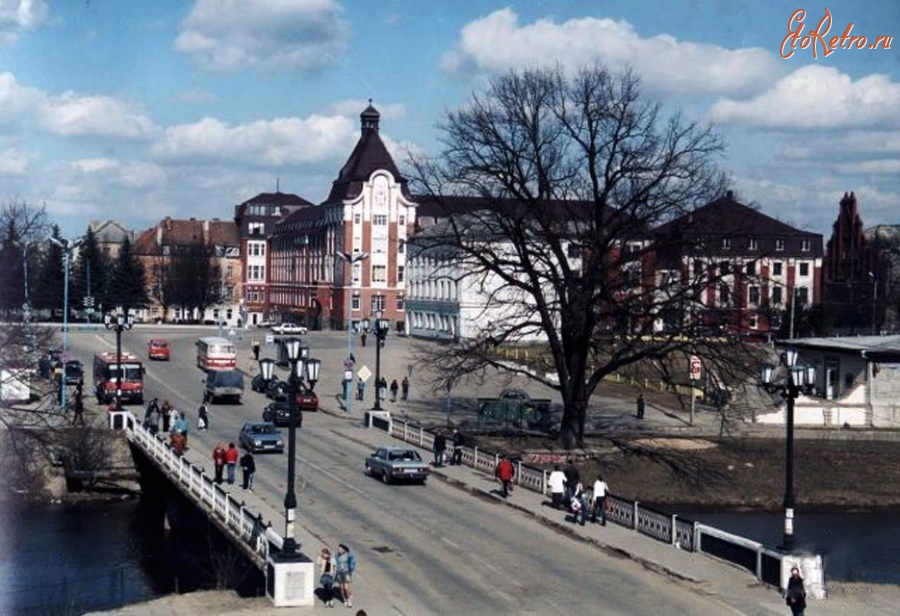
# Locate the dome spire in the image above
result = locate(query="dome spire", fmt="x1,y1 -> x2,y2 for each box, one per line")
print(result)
361,99 -> 380,132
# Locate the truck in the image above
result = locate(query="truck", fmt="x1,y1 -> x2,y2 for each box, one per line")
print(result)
203,369 -> 244,404
93,351 -> 145,405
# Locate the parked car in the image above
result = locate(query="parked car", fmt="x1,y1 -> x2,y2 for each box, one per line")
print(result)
365,447 -> 430,484
265,378 -> 289,401
63,360 -> 84,386
239,421 -> 284,454
262,401 -> 300,427
251,373 -> 271,393
148,339 -> 170,361
271,323 -> 308,335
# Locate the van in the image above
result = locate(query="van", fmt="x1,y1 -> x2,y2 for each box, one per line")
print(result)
203,369 -> 244,404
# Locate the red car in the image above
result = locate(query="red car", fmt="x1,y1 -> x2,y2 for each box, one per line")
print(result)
148,339 -> 171,361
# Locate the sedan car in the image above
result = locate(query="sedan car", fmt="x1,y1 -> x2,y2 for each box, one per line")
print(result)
265,378 -> 290,401
261,401 -> 302,427
251,373 -> 271,393
148,338 -> 171,361
239,422 -> 284,454
63,360 -> 84,386
365,447 -> 430,484
271,323 -> 308,335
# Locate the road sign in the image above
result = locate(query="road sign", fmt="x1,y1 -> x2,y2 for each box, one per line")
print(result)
689,355 -> 702,381
357,366 -> 372,382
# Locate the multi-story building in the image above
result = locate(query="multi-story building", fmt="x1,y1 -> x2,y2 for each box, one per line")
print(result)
267,104 -> 417,331
90,220 -> 134,260
652,191 -> 824,338
233,190 -> 312,326
133,217 -> 242,325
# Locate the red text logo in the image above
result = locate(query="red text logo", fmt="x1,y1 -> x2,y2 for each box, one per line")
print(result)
781,8 -> 892,59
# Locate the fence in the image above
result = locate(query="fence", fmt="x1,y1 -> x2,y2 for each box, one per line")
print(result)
110,410 -> 277,566
383,416 -> 817,592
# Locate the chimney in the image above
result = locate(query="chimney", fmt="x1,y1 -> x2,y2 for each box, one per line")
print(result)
726,190 -> 734,200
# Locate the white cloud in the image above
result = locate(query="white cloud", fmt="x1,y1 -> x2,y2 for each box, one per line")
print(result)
72,158 -> 118,173
151,114 -> 356,165
0,71 -> 42,125
442,9 -> 780,98
0,0 -> 49,32
835,159 -> 900,175
711,65 -> 900,130
175,0 -> 350,72
0,147 -> 28,174
38,91 -> 156,138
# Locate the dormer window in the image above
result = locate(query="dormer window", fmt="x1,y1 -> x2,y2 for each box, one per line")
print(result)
748,238 -> 758,251
801,239 -> 811,252
722,238 -> 731,250
775,239 -> 785,251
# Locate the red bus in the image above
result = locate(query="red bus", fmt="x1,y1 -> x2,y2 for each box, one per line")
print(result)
93,352 -> 144,405
196,337 -> 237,371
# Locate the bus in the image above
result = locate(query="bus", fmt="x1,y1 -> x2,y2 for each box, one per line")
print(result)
196,337 -> 237,371
93,352 -> 144,405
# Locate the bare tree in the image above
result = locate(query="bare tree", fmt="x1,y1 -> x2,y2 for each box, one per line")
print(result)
408,66 -> 760,448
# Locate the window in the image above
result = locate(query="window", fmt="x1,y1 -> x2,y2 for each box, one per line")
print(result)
352,263 -> 361,284
718,284 -> 731,306
226,265 -> 233,277
371,295 -> 385,312
776,239 -> 785,251
772,286 -> 783,305
801,239 -> 811,252
373,214 -> 387,226
722,238 -> 731,250
248,265 -> 265,281
749,238 -> 758,251
398,265 -> 405,283
248,222 -> 264,235
748,286 -> 760,305
399,214 -> 406,226
351,294 -> 360,310
772,262 -> 783,276
397,296 -> 404,311
398,239 -> 405,254
567,243 -> 582,259
746,262 -> 756,276
372,265 -> 387,283
719,261 -> 730,275
748,314 -> 759,330
796,287 -> 809,305
799,262 -> 809,277
353,212 -> 361,224
373,238 -> 387,254
693,259 -> 704,275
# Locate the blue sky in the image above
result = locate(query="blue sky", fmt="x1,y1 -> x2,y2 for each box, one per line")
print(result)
1,0 -> 898,239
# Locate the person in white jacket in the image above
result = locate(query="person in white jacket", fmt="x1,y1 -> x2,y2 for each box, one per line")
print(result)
592,474 -> 609,526
548,465 -> 566,510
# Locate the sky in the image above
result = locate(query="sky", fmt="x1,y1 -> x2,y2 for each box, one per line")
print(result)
1,0 -> 898,240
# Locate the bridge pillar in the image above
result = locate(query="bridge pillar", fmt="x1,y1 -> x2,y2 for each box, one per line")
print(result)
266,551 -> 315,606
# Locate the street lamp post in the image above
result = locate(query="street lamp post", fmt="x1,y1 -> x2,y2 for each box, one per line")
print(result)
103,308 -> 134,410
279,337 -> 308,554
372,314 -> 390,411
258,357 -> 276,391
50,237 -> 81,411
336,251 -> 368,412
760,348 -> 816,551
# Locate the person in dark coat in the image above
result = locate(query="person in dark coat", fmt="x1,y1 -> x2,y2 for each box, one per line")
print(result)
563,459 -> 580,503
389,379 -> 399,402
451,429 -> 464,465
213,443 -> 227,484
241,450 -> 256,490
432,433 -> 447,466
197,402 -> 210,430
785,566 -> 807,615
636,393 -> 645,419
401,376 -> 410,401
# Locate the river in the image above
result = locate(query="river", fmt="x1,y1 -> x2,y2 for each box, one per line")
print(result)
681,509 -> 900,585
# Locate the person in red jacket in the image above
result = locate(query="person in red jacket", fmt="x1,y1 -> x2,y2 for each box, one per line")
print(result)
496,456 -> 516,498
225,442 -> 239,485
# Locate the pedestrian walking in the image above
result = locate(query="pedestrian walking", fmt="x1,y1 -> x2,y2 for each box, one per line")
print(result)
592,474 -> 609,525
252,340 -> 260,361
377,377 -> 387,403
225,442 -> 239,484
432,432 -> 447,467
360,332 -> 367,347
401,376 -> 410,401
570,481 -> 587,526
563,458 -> 580,503
173,411 -> 189,450
147,405 -> 160,435
335,543 -> 357,608
318,547 -> 337,607
241,449 -> 256,490
548,465 -> 566,510
496,456 -> 516,498
145,397 -> 159,423
72,391 -> 86,427
389,379 -> 399,403
451,429 -> 464,466
636,393 -> 645,419
356,379 -> 365,401
785,566 -> 807,615
161,400 -> 173,432
197,402 -> 209,430
213,443 -> 227,484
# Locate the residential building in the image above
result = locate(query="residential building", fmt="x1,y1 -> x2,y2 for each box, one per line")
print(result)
89,220 -> 134,260
233,190 -> 312,326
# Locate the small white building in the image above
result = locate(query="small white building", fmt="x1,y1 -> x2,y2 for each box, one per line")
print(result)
757,336 -> 900,427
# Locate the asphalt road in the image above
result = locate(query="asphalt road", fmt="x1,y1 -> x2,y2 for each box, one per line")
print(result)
66,326 -> 739,615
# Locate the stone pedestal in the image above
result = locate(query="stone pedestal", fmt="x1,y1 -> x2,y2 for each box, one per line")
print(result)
266,550 -> 315,607
365,410 -> 392,431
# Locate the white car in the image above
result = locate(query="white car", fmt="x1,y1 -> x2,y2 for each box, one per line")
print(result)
271,323 -> 308,335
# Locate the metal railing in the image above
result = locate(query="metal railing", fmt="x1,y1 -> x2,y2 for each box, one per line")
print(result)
383,417 -> 815,590
111,410 -> 277,566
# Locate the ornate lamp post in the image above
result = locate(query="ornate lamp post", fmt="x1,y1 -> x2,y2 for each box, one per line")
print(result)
50,237 -> 81,410
103,307 -> 134,410
258,357 -> 276,392
372,314 -> 390,411
760,348 -> 816,551
280,336 -> 305,554
336,251 -> 368,412
305,358 -> 321,391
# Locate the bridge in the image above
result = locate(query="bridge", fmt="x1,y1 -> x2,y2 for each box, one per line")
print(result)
108,409 -> 316,607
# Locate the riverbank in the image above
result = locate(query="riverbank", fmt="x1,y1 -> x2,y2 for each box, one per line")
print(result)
478,434 -> 900,510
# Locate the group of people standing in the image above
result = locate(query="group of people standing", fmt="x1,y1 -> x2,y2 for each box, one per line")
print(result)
430,429 -> 464,467
144,398 -> 190,454
357,375 -> 410,403
318,543 -> 358,609
547,460 -> 609,526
